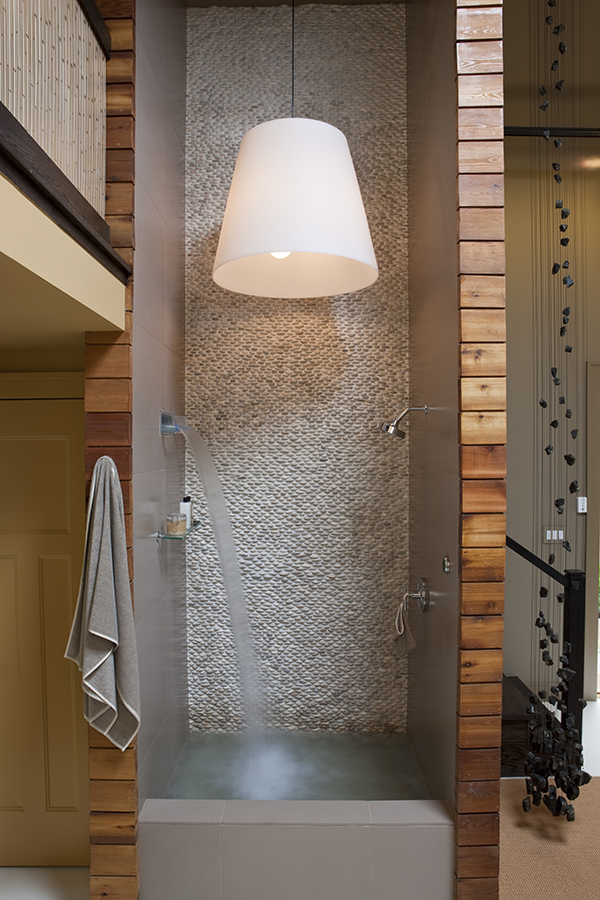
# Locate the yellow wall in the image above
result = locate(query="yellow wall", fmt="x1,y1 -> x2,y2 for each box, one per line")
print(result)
0,174 -> 124,353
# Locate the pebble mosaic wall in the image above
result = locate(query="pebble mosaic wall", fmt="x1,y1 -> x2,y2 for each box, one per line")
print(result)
186,4 -> 409,733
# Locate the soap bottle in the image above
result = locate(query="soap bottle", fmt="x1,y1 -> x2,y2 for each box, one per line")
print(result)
180,496 -> 193,529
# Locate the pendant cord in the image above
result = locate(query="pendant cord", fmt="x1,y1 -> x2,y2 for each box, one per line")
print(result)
291,0 -> 295,117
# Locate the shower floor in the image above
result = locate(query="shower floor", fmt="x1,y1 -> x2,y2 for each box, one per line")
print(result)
166,731 -> 430,801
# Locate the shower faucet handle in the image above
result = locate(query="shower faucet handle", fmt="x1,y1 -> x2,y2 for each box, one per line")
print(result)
405,578 -> 430,613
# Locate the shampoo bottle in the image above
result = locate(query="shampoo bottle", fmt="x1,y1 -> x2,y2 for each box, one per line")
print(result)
180,496 -> 193,529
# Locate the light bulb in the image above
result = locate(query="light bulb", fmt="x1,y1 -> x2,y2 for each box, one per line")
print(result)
270,251 -> 291,259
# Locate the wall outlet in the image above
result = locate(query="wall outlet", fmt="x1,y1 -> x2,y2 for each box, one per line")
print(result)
577,496 -> 587,514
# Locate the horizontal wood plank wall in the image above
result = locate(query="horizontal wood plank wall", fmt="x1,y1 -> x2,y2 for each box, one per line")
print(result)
86,2 -> 137,898
455,4 -> 505,900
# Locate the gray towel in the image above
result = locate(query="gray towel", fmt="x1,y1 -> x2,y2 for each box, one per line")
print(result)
65,456 -> 140,751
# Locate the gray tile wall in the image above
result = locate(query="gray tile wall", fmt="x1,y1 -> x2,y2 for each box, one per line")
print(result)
185,5 -> 409,733
138,798 -> 454,900
406,0 -> 460,802
133,0 -> 188,804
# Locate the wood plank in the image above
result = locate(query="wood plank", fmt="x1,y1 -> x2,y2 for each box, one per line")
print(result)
456,780 -> 500,814
460,344 -> 506,377
88,724 -> 135,751
460,445 -> 506,479
91,845 -> 137,877
89,726 -> 118,748
116,247 -> 134,267
462,480 -> 506,513
457,715 -> 502,749
85,379 -> 132,413
86,312 -> 133,345
89,749 -> 137,781
460,378 -> 506,411
456,40 -> 503,75
456,748 -> 501,782
458,0 -> 502,6
460,241 -> 505,276
457,8 -> 502,41
459,210 -> 505,242
458,141 -> 504,173
121,479 -> 132,516
107,215 -> 135,248
458,74 -> 503,108
106,83 -> 135,118
461,514 -> 505,547
458,108 -> 504,141
90,812 -> 137,845
105,18 -> 135,51
96,0 -> 135,17
90,780 -> 137,812
455,845 -> 499,880
459,275 -> 505,307
459,614 -> 504,648
460,412 -> 507,445
459,649 -> 503,683
458,174 -> 504,207
106,183 -> 135,216
106,149 -> 135,183
125,280 -> 133,312
107,117 -> 135,151
456,877 -> 498,900
456,813 -> 500,846
86,447 -> 132,481
461,309 -> 506,342
86,413 -> 132,447
86,344 -> 132,378
458,683 -> 502,716
107,51 -> 135,84
90,876 -> 138,900
461,548 -> 505,583
460,582 -> 504,615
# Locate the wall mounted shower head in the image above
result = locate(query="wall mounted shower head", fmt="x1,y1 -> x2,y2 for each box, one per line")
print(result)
380,421 -> 406,439
379,405 -> 428,439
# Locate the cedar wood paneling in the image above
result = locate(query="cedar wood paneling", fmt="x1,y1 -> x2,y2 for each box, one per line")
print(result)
85,2 -> 137,898
456,3 -> 505,899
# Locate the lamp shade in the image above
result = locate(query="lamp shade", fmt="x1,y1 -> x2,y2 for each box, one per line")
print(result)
213,118 -> 378,298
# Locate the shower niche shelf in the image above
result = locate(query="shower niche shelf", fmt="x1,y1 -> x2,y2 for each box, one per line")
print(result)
152,523 -> 200,541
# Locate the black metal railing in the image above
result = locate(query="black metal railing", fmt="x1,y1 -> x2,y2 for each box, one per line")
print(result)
506,535 -> 586,736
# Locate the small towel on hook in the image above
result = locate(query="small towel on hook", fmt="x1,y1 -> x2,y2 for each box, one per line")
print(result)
65,456 -> 140,751
394,593 -> 416,658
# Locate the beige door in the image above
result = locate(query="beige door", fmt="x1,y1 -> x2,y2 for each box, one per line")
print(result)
0,395 -> 89,864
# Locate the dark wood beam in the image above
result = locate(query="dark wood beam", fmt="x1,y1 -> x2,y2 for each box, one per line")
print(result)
0,103 -> 131,284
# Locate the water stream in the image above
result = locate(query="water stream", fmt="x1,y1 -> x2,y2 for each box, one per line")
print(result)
178,423 -> 264,734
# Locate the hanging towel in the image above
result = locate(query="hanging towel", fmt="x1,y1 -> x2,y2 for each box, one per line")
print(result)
65,456 -> 140,751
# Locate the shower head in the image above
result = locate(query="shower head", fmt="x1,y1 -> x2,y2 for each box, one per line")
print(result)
380,421 -> 406,440
379,405 -> 428,440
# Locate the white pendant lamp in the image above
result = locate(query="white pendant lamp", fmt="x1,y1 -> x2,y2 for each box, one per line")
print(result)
213,117 -> 378,299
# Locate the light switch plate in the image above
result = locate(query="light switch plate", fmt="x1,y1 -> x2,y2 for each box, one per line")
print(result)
577,496 -> 587,514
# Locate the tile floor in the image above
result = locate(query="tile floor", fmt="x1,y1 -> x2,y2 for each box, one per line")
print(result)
0,868 -> 89,900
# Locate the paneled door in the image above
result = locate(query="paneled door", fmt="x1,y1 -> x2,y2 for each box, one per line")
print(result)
0,394 -> 88,864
